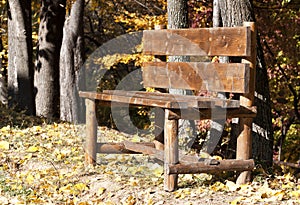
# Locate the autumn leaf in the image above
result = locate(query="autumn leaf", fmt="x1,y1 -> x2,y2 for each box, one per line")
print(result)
0,140 -> 9,150
26,146 -> 39,153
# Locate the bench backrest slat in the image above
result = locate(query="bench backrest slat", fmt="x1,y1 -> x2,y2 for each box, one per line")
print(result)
142,62 -> 249,93
143,27 -> 251,56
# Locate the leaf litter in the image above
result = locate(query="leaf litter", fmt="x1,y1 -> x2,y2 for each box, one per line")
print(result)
0,106 -> 299,204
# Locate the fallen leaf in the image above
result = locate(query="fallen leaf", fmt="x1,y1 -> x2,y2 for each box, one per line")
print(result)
0,141 -> 9,150
27,146 -> 39,153
97,187 -> 106,196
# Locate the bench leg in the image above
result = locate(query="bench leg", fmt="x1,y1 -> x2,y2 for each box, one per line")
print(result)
164,109 -> 179,191
85,98 -> 97,165
154,107 -> 165,150
236,118 -> 252,184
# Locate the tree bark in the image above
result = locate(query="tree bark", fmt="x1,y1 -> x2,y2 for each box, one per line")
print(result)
35,0 -> 66,118
218,0 -> 273,166
167,0 -> 195,150
7,0 -> 35,114
0,37 -> 7,105
201,0 -> 228,155
59,0 -> 85,123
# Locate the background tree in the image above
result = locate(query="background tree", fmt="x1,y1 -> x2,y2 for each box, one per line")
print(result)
34,0 -> 66,118
167,0 -> 196,148
7,0 -> 35,114
217,0 -> 274,171
60,0 -> 85,123
254,0 -> 300,163
0,36 -> 6,105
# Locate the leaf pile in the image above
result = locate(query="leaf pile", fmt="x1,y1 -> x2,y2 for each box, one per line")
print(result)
0,110 -> 299,204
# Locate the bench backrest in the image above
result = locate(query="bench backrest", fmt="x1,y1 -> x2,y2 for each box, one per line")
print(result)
142,25 -> 255,94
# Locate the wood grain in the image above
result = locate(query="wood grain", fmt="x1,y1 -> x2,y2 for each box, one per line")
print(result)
143,62 -> 250,93
143,26 -> 251,56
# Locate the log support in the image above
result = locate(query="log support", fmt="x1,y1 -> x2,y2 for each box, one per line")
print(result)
164,109 -> 179,192
168,159 -> 255,175
85,98 -> 97,165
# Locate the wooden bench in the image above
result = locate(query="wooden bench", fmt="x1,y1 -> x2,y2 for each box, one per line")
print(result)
79,22 -> 257,191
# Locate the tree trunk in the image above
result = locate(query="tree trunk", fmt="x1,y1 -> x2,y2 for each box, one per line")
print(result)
167,0 -> 196,150
0,37 -> 7,105
59,0 -> 85,123
35,0 -> 66,118
218,0 -> 273,167
7,0 -> 35,114
201,0 -> 228,155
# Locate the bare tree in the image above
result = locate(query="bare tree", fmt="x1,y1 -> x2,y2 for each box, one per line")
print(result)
167,0 -> 196,149
7,0 -> 34,114
217,0 -> 273,171
60,0 -> 85,123
35,0 -> 66,118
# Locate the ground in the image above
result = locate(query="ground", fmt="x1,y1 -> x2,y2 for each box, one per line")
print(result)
0,110 -> 299,204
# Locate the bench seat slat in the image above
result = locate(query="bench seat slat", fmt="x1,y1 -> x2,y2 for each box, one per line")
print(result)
79,91 -> 240,109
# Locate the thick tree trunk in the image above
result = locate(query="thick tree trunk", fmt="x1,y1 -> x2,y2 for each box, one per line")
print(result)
218,0 -> 273,166
35,0 -> 66,118
60,0 -> 85,123
7,0 -> 35,114
167,0 -> 195,149
0,37 -> 7,105
201,0 -> 228,155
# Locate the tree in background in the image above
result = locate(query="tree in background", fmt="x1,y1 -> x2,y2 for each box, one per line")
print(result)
60,0 -> 85,123
35,0 -> 66,118
7,0 -> 35,115
167,0 -> 196,148
254,0 -> 299,163
217,0 -> 273,176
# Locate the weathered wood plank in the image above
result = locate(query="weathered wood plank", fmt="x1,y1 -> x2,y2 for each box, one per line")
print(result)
167,106 -> 257,120
143,62 -> 250,93
79,91 -> 240,109
167,159 -> 255,174
143,26 -> 251,56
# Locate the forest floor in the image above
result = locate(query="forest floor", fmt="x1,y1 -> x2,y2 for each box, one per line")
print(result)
0,106 -> 299,204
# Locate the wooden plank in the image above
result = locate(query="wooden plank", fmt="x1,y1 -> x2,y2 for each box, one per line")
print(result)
97,142 -> 155,154
164,109 -> 179,192
167,159 -> 255,174
102,90 -> 239,108
80,91 -> 239,109
85,99 -> 97,165
143,62 -> 249,93
167,106 -> 257,120
143,26 -> 251,56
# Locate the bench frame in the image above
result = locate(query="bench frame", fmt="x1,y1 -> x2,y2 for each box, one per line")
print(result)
79,22 -> 257,191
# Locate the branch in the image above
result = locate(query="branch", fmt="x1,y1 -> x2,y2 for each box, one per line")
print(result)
132,0 -> 155,15
263,39 -> 300,121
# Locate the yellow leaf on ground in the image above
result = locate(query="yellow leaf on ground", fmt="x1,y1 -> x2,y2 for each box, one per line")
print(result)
74,183 -> 88,191
26,173 -> 35,184
27,146 -> 39,153
97,187 -> 106,196
0,141 -> 9,150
